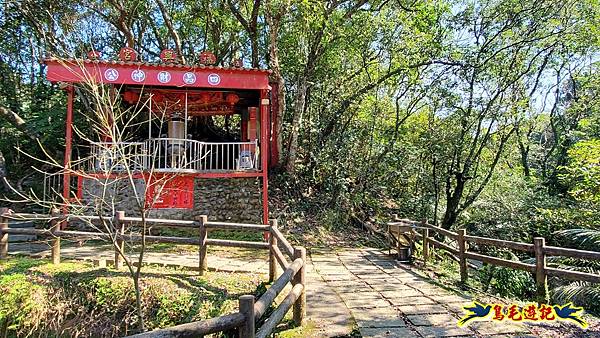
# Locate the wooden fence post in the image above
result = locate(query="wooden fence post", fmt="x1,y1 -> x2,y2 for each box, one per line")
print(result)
458,229 -> 468,283
292,247 -> 306,326
114,211 -> 125,269
268,219 -> 278,282
51,208 -> 61,264
534,237 -> 549,304
239,295 -> 255,338
422,228 -> 429,264
0,208 -> 9,259
198,215 -> 208,276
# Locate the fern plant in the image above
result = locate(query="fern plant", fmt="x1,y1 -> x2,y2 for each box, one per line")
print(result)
551,228 -> 600,315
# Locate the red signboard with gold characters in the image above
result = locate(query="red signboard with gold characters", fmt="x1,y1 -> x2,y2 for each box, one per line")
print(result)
160,49 -> 178,63
199,51 -> 216,65
119,47 -> 137,61
145,174 -> 194,209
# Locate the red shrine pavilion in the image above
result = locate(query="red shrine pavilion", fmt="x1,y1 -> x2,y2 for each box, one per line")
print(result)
44,48 -> 280,224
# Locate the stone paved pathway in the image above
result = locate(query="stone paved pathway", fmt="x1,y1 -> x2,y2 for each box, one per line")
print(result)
311,248 -> 533,338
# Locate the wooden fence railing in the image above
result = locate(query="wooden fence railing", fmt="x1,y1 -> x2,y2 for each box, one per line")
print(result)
0,208 -> 305,338
388,215 -> 600,303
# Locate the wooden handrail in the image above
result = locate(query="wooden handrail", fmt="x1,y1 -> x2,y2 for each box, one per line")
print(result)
205,238 -> 269,249
256,284 -> 304,338
254,258 -> 304,319
0,211 -> 307,338
464,252 -> 536,272
546,267 -> 600,283
427,237 -> 459,255
544,245 -> 600,260
126,312 -> 245,338
392,216 -> 600,304
271,226 -> 294,259
464,235 -> 535,253
204,221 -> 270,231
272,243 -> 289,269
122,216 -> 197,227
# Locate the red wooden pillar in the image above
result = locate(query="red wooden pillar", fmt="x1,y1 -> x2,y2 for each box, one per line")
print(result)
260,90 -> 269,225
241,113 -> 248,141
62,85 -> 74,216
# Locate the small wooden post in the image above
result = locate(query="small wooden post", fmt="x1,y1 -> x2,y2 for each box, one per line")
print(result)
114,211 -> 125,270
422,228 -> 429,264
198,215 -> 208,276
239,295 -> 255,338
0,208 -> 9,259
458,229 -> 468,283
268,219 -> 278,282
534,237 -> 549,304
292,247 -> 306,326
50,208 -> 61,264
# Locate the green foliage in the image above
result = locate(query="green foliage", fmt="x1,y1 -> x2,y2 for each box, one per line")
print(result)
0,274 -> 48,335
560,139 -> 600,204
484,266 -> 536,299
0,257 -> 265,337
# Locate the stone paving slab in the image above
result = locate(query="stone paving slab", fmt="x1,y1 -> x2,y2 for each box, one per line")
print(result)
414,325 -> 477,337
388,296 -> 437,306
407,313 -> 460,326
470,321 -> 529,335
357,318 -> 407,329
398,304 -> 450,315
360,327 -> 421,337
340,291 -> 384,301
344,298 -> 391,309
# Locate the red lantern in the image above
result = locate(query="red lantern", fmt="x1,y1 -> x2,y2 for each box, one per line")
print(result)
199,92 -> 211,104
199,51 -> 216,65
160,49 -> 177,63
226,93 -> 240,106
119,47 -> 137,61
87,50 -> 101,60
122,91 -> 139,104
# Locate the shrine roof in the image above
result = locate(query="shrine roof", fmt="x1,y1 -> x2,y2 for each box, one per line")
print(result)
43,58 -> 271,90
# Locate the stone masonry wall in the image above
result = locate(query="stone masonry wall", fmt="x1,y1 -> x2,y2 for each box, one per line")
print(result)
81,177 -> 263,223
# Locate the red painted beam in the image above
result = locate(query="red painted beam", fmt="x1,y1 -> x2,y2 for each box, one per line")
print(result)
44,59 -> 271,90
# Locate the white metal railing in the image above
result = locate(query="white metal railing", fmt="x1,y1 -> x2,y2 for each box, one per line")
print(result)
90,142 -> 146,172
88,139 -> 260,173
43,171 -> 64,202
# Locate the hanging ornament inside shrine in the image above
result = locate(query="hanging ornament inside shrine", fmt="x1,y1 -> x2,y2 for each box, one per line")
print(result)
87,50 -> 101,60
199,51 -> 216,65
118,47 -> 137,61
160,49 -> 177,63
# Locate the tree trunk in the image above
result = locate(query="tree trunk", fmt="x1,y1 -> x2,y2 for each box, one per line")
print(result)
285,78 -> 308,173
0,104 -> 39,140
250,32 -> 259,68
441,174 -> 466,229
156,0 -> 185,63
265,2 -> 287,168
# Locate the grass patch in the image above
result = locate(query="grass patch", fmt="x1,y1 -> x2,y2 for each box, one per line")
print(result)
0,256 -> 266,337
